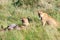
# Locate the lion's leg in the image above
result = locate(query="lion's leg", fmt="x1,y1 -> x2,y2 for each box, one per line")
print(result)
42,20 -> 46,26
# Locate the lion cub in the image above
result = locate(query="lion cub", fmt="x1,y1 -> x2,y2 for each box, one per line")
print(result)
21,17 -> 29,26
38,11 -> 59,27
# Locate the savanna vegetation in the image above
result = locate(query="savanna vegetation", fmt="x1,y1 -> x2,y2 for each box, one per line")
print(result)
0,0 -> 60,40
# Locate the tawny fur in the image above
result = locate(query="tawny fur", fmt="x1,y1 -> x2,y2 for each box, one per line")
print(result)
21,17 -> 29,26
38,11 -> 59,27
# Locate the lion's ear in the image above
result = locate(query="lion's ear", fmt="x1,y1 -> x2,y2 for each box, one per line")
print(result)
1,25 -> 3,29
38,11 -> 42,14
27,17 -> 32,22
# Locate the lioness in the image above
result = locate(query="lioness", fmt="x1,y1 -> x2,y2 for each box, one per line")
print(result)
38,11 -> 59,27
